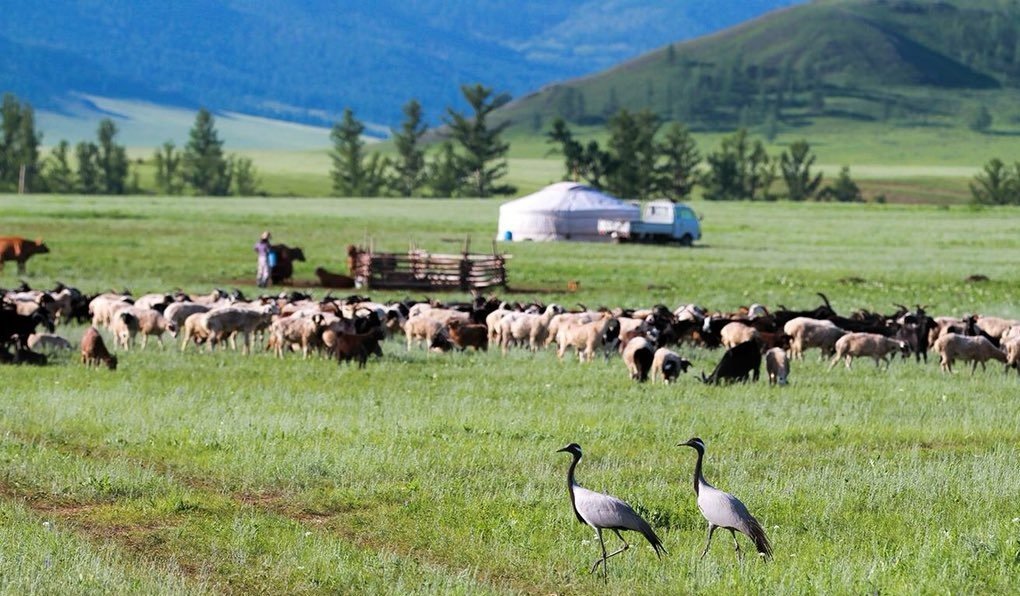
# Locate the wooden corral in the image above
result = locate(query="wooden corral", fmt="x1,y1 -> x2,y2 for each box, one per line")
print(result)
346,242 -> 509,291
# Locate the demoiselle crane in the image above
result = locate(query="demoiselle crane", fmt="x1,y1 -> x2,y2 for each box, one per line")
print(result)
678,437 -> 773,561
556,443 -> 666,579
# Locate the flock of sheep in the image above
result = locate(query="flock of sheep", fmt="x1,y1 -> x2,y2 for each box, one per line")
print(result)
3,284 -> 1018,384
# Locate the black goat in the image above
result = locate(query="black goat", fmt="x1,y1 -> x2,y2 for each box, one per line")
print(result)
701,340 -> 761,385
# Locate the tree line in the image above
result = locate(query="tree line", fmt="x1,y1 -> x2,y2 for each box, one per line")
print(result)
546,111 -> 862,203
0,93 -> 261,196
970,158 -> 1020,205
329,83 -> 515,198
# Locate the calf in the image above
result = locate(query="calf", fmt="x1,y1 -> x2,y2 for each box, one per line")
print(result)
0,237 -> 49,274
701,340 -> 761,384
81,327 -> 118,370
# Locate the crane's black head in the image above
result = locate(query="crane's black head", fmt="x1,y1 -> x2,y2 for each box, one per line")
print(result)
678,437 -> 705,452
556,443 -> 582,457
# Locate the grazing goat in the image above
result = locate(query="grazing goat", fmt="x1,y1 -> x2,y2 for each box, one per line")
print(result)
701,340 -> 761,384
622,336 -> 654,382
765,347 -> 789,385
829,332 -> 909,370
80,327 -> 117,370
933,333 -> 1006,373
403,316 -> 444,351
650,348 -> 691,384
333,331 -> 383,368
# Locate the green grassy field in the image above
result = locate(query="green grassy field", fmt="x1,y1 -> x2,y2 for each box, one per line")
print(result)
2,195 -> 1019,594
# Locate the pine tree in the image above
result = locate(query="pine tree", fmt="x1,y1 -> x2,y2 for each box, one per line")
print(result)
606,109 -> 659,199
701,129 -> 772,201
182,108 -> 231,196
969,158 -> 1018,205
0,93 -> 42,191
231,156 -> 262,196
389,99 -> 428,197
330,108 -> 387,197
426,141 -> 462,198
43,140 -> 75,194
819,166 -> 862,202
153,141 -> 184,195
546,117 -> 584,181
444,83 -> 515,197
655,122 -> 700,201
96,118 -> 129,194
75,141 -> 101,194
780,140 -> 823,201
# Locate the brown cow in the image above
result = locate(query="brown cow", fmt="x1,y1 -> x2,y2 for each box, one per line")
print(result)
0,237 -> 49,274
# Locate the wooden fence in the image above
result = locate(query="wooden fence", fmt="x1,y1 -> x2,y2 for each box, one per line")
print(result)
348,244 -> 509,291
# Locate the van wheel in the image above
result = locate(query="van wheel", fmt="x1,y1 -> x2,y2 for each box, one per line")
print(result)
679,234 -> 693,246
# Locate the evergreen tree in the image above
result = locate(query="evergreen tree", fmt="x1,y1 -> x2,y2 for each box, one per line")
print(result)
330,108 -> 387,197
444,83 -> 515,197
819,166 -> 862,202
43,140 -> 75,194
546,117 -> 584,181
578,140 -> 616,189
96,118 -> 129,194
153,141 -> 184,195
967,105 -> 993,132
655,122 -> 700,201
426,141 -> 462,198
389,99 -> 428,197
231,155 -> 262,196
606,109 -> 659,199
969,158 -> 1018,205
0,93 -> 42,191
182,108 -> 231,196
780,140 -> 823,201
75,141 -> 101,194
702,128 -> 772,201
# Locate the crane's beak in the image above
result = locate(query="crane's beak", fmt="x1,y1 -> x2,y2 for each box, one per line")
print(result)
677,440 -> 694,448
555,447 -> 569,453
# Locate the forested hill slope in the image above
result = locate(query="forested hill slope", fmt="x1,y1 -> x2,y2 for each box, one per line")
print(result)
497,0 -> 1020,132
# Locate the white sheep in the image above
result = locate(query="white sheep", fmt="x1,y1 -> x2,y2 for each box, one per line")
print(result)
828,332 -> 907,370
765,347 -> 789,385
180,312 -> 212,352
545,311 -> 601,348
556,315 -> 615,363
403,316 -> 444,351
164,302 -> 212,332
27,333 -> 73,351
933,333 -> 1007,373
720,322 -> 760,349
783,317 -> 847,360
1003,336 -> 1020,374
205,304 -> 279,354
975,315 -> 1020,341
121,306 -> 177,349
109,310 -> 140,349
501,304 -> 563,353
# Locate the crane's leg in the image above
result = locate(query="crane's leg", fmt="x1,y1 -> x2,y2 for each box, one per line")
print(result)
590,529 -> 632,576
699,524 -> 717,560
729,529 -> 743,559
589,528 -> 609,581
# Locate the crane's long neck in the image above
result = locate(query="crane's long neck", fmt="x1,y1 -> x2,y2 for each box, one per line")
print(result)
692,447 -> 706,496
566,453 -> 582,521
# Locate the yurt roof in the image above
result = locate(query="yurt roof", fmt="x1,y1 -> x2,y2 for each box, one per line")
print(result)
500,182 -> 638,214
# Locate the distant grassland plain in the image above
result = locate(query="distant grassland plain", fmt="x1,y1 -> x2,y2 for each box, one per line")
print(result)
1,195 -> 1019,594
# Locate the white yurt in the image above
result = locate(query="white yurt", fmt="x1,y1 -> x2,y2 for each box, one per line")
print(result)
496,182 -> 640,242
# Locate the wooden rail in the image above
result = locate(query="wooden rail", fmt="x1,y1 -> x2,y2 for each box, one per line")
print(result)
347,244 -> 509,291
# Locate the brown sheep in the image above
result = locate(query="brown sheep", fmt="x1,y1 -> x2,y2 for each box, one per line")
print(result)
933,333 -> 1007,373
446,319 -> 488,351
81,327 -> 117,370
765,347 -> 790,385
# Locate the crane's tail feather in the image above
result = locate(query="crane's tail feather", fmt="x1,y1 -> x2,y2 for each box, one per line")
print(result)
747,518 -> 773,561
638,519 -> 667,558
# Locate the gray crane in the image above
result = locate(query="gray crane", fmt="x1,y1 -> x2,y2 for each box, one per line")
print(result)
678,437 -> 773,561
556,443 -> 666,579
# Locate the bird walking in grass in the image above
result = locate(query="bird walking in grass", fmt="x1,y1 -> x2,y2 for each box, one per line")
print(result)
556,443 -> 667,580
678,437 -> 773,561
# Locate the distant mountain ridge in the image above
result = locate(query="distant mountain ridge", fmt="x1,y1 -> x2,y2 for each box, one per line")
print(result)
497,0 -> 1020,132
0,0 -> 798,134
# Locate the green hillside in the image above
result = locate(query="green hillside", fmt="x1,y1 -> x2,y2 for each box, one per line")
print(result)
498,0 -> 1020,133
